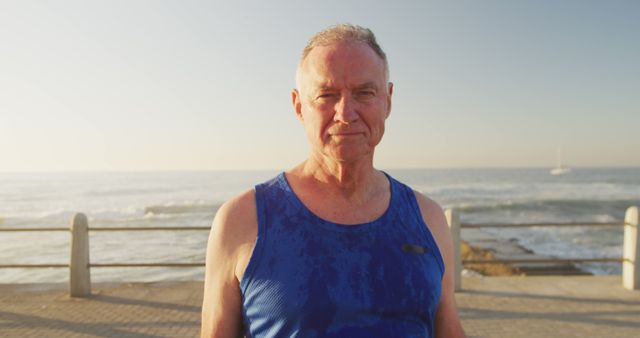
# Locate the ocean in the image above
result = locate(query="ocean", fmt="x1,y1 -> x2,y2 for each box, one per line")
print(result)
1,168 -> 638,283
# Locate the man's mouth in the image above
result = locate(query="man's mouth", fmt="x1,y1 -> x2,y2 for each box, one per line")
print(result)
331,131 -> 362,136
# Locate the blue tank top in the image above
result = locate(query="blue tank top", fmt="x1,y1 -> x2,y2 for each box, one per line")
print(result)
240,173 -> 445,338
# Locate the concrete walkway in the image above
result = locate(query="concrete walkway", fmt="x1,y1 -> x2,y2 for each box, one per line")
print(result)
1,276 -> 639,337
457,276 -> 640,337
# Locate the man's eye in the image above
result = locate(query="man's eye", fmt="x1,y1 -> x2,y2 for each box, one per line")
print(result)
318,93 -> 335,99
357,91 -> 375,97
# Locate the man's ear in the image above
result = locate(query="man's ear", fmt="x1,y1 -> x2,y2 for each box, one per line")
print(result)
292,89 -> 303,121
385,82 -> 393,118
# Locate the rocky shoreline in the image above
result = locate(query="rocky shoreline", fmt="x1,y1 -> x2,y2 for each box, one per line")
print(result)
462,228 -> 591,276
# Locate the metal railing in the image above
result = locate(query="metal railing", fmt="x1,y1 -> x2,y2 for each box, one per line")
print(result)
0,226 -> 209,268
0,214 -> 210,296
445,206 -> 639,292
2,206 -> 638,295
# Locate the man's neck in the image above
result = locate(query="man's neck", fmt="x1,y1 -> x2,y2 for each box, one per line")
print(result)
294,152 -> 383,202
285,152 -> 390,225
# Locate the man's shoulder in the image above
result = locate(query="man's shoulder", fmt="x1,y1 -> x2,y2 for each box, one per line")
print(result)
409,189 -> 450,242
211,189 -> 258,247
216,188 -> 256,222
411,190 -> 445,221
214,172 -> 284,228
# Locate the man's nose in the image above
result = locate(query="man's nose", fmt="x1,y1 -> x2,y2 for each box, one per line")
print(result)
334,96 -> 359,124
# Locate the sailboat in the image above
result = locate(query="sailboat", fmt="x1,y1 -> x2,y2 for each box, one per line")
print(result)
550,148 -> 571,175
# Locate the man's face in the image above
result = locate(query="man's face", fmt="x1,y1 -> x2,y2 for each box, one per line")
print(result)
292,42 -> 393,163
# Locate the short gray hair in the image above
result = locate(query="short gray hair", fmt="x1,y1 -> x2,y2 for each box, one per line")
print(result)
299,24 -> 389,80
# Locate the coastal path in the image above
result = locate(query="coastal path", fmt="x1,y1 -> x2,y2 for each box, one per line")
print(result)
1,276 -> 639,337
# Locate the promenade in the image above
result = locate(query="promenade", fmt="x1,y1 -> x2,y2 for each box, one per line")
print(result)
1,276 -> 639,337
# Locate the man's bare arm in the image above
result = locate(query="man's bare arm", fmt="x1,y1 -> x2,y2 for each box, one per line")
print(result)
414,191 -> 466,338
201,190 -> 257,338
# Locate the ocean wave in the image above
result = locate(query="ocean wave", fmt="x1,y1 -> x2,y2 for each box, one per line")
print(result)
456,198 -> 638,216
25,209 -> 77,221
484,225 -> 624,275
144,202 -> 221,215
82,187 -> 175,197
91,206 -> 140,217
142,212 -> 175,220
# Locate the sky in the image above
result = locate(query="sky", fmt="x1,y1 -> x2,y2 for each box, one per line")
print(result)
1,0 -> 638,172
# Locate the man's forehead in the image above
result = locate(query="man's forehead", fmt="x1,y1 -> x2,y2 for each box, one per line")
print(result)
304,42 -> 384,69
299,42 -> 386,89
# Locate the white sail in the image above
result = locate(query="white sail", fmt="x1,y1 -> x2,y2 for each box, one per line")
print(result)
550,148 -> 571,175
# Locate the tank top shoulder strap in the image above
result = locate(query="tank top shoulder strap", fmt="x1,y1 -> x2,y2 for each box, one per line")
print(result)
240,174 -> 285,294
385,173 -> 445,275
385,174 -> 422,225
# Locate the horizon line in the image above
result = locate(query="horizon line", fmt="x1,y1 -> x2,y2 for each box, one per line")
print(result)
1,165 -> 639,174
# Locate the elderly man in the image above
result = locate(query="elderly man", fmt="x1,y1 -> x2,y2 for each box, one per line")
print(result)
201,24 -> 465,338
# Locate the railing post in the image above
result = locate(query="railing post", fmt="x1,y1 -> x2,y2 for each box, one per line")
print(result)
445,208 -> 462,292
623,206 -> 639,290
70,213 -> 91,297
